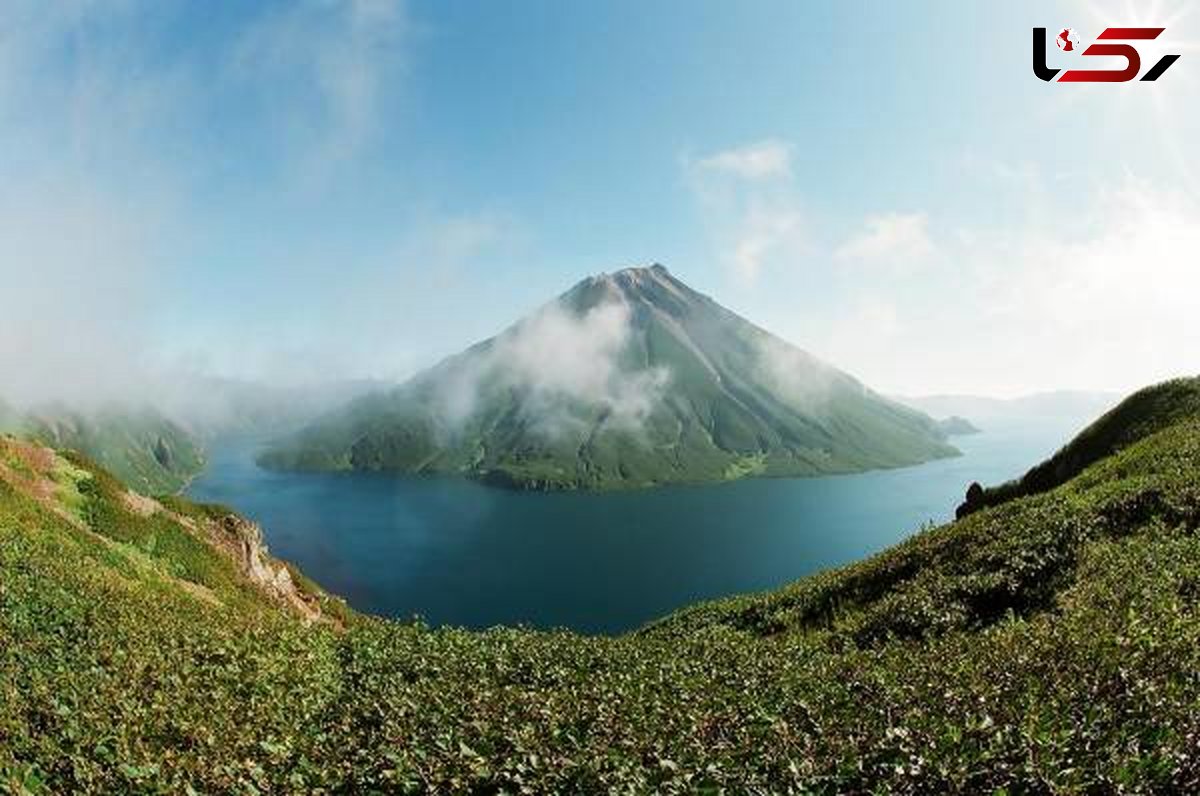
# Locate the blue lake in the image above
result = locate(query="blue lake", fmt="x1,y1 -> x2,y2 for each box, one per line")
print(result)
188,414 -> 1094,634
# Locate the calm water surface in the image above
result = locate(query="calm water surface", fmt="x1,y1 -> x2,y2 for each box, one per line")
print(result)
189,415 -> 1092,634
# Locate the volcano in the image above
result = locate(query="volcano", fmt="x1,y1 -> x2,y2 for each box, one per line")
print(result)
259,265 -> 957,489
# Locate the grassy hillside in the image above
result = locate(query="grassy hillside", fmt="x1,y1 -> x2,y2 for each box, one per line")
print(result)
957,376 -> 1200,518
261,266 -> 956,490
5,378 -> 1200,792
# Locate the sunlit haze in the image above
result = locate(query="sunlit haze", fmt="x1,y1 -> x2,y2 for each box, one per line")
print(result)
3,0 -> 1198,406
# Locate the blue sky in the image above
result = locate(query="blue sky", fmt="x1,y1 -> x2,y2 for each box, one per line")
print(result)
3,0 -> 1199,402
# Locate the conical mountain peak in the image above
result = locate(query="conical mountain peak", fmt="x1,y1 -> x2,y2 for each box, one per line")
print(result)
262,266 -> 956,489
564,262 -> 700,319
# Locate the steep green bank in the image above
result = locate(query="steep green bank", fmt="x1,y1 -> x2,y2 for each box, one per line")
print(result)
4,377 -> 1200,792
956,376 -> 1200,518
260,266 -> 956,490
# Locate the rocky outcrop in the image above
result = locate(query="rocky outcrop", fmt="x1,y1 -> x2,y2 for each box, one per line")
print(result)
152,435 -> 173,468
217,514 -> 321,619
132,492 -> 325,621
128,487 -> 327,622
3,435 -> 330,624
956,481 -> 985,520
186,512 -> 322,622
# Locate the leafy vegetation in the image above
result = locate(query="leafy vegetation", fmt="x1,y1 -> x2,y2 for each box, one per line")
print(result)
958,376 -> 1200,517
260,266 -> 957,489
4,377 -> 1200,792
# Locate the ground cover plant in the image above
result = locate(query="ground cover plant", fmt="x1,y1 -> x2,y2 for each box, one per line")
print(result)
3,378 -> 1200,793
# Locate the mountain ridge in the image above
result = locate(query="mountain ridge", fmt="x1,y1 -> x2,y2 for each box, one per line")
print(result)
260,265 -> 958,488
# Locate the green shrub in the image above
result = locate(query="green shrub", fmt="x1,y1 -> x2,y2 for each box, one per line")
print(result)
4,387 -> 1200,791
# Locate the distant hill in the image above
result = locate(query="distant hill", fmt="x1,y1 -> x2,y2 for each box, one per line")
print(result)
898,390 -> 1119,427
0,378 -> 384,495
936,415 -> 980,436
0,403 -> 204,494
260,265 -> 958,488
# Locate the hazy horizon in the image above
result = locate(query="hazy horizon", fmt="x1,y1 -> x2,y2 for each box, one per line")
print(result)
4,1 -> 1199,410
0,259 -> 1136,419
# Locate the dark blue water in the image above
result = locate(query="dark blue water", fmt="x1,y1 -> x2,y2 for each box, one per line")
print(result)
188,415 -> 1092,634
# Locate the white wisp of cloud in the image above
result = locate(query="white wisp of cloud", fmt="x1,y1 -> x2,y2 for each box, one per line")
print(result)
432,299 -> 670,438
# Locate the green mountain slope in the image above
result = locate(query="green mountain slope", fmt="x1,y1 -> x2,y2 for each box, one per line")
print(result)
0,405 -> 205,495
957,376 -> 1200,518
260,265 -> 957,488
5,376 -> 1200,792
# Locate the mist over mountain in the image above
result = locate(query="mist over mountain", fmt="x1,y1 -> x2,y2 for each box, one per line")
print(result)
0,377 -> 384,494
260,265 -> 958,489
0,402 -> 203,494
153,376 -> 391,439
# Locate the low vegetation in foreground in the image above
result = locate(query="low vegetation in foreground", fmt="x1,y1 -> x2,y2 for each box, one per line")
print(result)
4,378 -> 1200,793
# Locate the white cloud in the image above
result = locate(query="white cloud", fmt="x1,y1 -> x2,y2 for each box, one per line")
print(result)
696,140 -> 1200,397
0,3 -> 190,410
990,179 -> 1200,390
693,139 -> 792,180
753,334 -> 839,408
0,179 -> 164,409
433,299 -> 670,437
234,0 -> 409,174
729,201 -> 806,283
687,139 -> 807,284
0,2 -> 514,421
796,174 -> 1200,397
500,301 -> 669,433
835,212 -> 935,263
166,209 -> 527,390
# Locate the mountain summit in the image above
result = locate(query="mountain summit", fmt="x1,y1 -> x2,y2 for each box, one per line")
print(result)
259,265 -> 957,488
